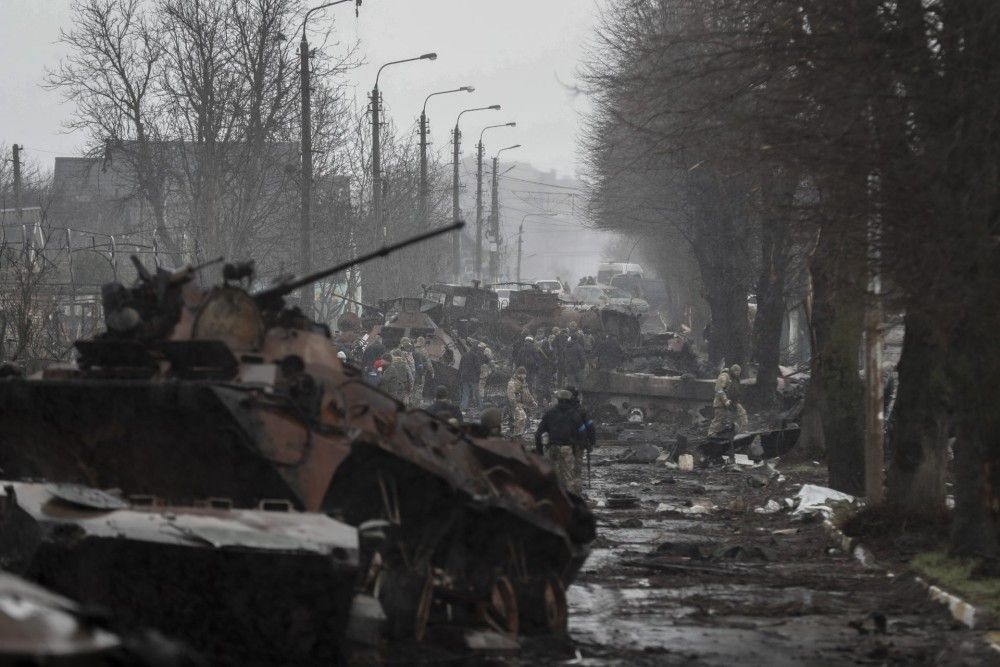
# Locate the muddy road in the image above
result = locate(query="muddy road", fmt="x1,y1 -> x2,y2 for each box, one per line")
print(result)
517,441 -> 995,666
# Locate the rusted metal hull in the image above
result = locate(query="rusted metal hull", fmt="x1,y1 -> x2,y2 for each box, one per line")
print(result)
0,379 -> 305,507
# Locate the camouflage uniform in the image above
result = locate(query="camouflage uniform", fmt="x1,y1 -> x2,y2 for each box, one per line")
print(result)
380,355 -> 413,404
410,337 -> 435,406
478,344 -> 495,400
392,338 -> 416,403
535,392 -> 589,496
506,368 -> 536,436
546,445 -> 583,496
708,365 -> 749,436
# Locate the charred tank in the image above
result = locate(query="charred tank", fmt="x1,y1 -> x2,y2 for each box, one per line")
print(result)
0,224 -> 595,640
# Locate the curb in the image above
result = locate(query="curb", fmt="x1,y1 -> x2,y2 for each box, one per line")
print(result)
821,518 -> 998,646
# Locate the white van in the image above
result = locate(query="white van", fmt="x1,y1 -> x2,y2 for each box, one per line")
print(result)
597,262 -> 644,286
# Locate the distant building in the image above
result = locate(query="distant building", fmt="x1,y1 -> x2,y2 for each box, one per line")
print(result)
47,141 -> 346,276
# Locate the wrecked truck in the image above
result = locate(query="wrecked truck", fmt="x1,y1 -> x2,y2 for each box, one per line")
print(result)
0,223 -> 595,641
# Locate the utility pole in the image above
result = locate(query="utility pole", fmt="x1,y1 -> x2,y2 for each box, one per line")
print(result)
452,106 -> 501,281
452,125 -> 461,277
370,53 -> 437,298
419,109 -> 428,231
371,83 -> 382,242
299,0 -> 360,316
488,144 -> 520,282
473,122 -> 516,278
516,223 -> 523,284
299,36 -> 314,315
489,155 -> 499,282
421,87 -> 472,235
12,144 -> 23,224
475,140 -> 484,279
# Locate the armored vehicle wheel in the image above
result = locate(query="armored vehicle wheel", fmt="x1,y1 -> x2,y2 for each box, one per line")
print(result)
517,574 -> 568,635
375,567 -> 433,641
477,574 -> 519,638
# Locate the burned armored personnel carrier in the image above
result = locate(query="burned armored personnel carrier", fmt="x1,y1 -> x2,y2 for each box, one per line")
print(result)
0,224 -> 594,641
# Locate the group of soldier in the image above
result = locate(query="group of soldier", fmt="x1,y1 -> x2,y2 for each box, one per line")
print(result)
356,335 -> 436,408
511,321 -> 625,400
342,326 -> 751,497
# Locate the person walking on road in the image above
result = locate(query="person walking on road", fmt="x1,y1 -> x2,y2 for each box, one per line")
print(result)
506,366 -> 537,437
411,336 -> 435,406
380,354 -> 413,404
458,344 -> 483,410
535,389 -> 591,495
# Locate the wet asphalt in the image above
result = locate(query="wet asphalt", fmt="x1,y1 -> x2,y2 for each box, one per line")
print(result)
516,442 -> 996,666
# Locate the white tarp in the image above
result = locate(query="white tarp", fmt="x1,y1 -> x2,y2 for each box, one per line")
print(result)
792,484 -> 855,517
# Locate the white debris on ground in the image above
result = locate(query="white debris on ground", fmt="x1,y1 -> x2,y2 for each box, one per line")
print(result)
792,484 -> 856,517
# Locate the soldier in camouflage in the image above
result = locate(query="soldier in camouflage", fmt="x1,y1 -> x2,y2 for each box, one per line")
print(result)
535,389 -> 591,496
506,366 -> 536,437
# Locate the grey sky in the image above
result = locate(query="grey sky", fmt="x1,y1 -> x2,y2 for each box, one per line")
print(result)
1,0 -> 600,177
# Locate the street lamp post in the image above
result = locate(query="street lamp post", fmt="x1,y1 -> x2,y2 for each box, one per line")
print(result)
489,143 -> 521,282
371,52 -> 437,245
420,86 -> 473,232
476,122 -> 515,279
300,0 -> 360,316
452,105 -> 500,279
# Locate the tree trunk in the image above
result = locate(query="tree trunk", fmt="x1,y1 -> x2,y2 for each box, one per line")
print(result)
948,263 -> 1000,558
696,236 -> 750,368
750,176 -> 794,406
885,307 -> 949,515
810,229 -> 866,496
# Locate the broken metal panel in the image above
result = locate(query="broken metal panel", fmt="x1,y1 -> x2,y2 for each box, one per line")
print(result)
0,481 -> 358,558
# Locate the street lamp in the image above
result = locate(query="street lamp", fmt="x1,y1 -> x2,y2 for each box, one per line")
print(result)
299,0 -> 361,316
489,144 -> 521,281
475,122 -> 516,278
371,52 -> 437,246
419,86 -> 474,232
451,104 -> 500,279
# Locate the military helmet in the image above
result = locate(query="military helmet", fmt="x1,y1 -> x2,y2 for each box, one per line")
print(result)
729,364 -> 742,378
515,366 -> 527,377
555,389 -> 572,400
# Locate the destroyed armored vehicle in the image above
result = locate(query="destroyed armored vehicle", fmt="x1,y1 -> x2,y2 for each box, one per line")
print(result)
0,481 -> 363,665
373,296 -> 461,391
0,224 -> 595,641
422,281 -> 500,339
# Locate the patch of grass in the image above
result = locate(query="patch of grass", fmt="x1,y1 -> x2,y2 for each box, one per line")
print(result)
911,551 -> 1000,620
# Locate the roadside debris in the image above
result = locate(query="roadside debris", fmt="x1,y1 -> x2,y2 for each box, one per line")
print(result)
792,484 -> 857,518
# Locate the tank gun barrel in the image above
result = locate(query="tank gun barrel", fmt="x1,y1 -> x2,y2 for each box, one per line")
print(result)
254,221 -> 465,305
